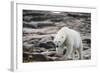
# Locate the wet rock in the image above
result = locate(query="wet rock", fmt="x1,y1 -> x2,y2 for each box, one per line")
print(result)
38,41 -> 55,49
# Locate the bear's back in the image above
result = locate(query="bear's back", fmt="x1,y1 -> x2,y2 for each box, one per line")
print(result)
60,27 -> 80,36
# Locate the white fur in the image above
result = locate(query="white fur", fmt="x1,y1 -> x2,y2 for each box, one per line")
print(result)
54,27 -> 83,60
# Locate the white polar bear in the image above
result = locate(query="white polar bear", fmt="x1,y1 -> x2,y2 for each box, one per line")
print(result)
53,27 -> 83,60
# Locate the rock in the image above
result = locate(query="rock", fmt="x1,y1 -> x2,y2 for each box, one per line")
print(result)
38,41 -> 55,49
83,38 -> 91,44
83,47 -> 90,51
23,51 -> 57,61
67,13 -> 91,18
23,34 -> 55,42
83,49 -> 91,59
23,42 -> 34,49
83,55 -> 91,59
23,10 -> 46,16
23,16 -> 33,22
23,21 -> 55,28
23,27 -> 58,35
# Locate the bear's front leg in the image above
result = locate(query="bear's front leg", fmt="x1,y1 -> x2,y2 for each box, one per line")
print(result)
66,44 -> 73,60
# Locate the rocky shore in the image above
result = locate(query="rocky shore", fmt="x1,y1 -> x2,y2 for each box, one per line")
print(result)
23,10 -> 91,62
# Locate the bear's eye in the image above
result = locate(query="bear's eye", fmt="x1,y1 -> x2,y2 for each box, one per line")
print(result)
62,36 -> 64,38
58,41 -> 60,43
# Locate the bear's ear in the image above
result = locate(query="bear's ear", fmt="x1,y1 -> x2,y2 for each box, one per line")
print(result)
58,41 -> 60,43
51,36 -> 54,40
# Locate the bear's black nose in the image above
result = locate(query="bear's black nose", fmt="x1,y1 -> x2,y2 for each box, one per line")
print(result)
56,45 -> 59,47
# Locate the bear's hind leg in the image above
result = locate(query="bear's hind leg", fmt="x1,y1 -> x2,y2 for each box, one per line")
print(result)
72,48 -> 80,60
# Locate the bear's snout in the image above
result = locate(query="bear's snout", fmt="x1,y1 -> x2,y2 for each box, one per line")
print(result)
56,45 -> 59,48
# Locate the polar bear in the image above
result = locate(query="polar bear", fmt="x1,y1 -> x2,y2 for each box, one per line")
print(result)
53,27 -> 83,60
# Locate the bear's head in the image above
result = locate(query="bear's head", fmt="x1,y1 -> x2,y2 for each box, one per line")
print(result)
53,31 -> 66,48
